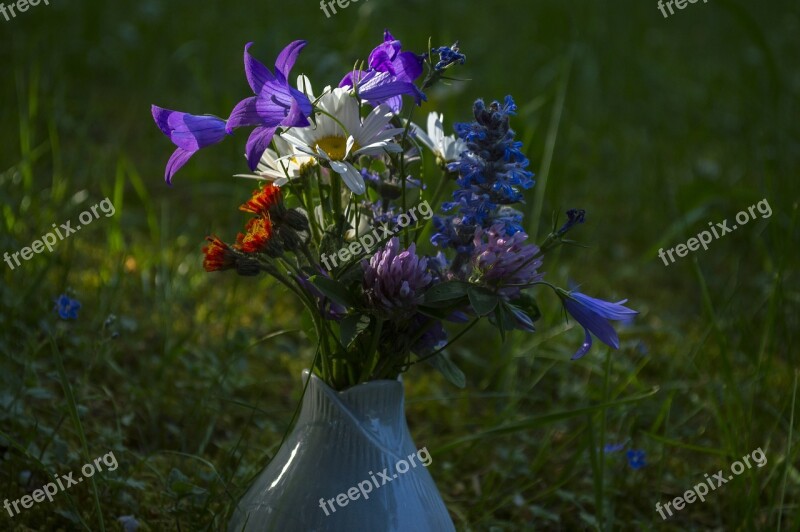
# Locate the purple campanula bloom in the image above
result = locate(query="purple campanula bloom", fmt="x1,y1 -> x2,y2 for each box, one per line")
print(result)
227,40 -> 313,170
471,225 -> 544,299
557,290 -> 638,359
151,107 -> 229,185
340,30 -> 425,113
362,237 -> 431,318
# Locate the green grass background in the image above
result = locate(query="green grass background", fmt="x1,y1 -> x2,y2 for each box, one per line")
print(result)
1,0 -> 798,529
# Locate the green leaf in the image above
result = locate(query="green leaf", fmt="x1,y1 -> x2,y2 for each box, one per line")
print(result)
422,280 -> 471,306
309,275 -> 357,308
340,315 -> 370,347
467,286 -> 500,316
426,353 -> 466,389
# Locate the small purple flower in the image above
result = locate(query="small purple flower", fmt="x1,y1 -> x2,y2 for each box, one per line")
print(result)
626,449 -> 646,470
558,290 -> 638,360
362,238 -> 431,317
151,107 -> 229,185
54,294 -> 81,320
471,225 -> 544,298
340,30 -> 425,113
411,314 -> 447,356
227,41 -> 313,170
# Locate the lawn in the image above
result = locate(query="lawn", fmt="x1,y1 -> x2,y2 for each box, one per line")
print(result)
1,0 -> 798,530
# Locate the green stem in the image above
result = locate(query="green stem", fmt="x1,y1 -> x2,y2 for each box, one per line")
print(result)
360,318 -> 384,382
50,336 -> 105,532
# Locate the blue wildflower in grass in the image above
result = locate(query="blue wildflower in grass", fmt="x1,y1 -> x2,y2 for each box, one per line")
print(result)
54,294 -> 81,320
432,96 -> 534,257
227,41 -> 313,170
340,30 -> 426,112
431,42 -> 466,72
117,515 -> 140,532
151,108 -> 229,184
557,289 -> 638,359
626,449 -> 647,470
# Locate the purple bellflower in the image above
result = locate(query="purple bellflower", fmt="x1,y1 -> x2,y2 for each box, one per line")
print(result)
151,107 -> 229,185
340,30 -> 425,113
557,290 -> 638,359
227,40 -> 314,170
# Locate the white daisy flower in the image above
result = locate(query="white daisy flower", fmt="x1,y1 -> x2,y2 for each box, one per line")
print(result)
235,135 -> 316,186
281,87 -> 404,195
410,112 -> 466,164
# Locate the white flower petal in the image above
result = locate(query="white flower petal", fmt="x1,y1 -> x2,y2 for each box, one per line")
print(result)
410,122 -> 435,152
316,144 -> 331,161
330,161 -> 366,195
296,74 -> 315,100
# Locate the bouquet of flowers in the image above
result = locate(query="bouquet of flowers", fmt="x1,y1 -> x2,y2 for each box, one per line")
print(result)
151,31 -> 636,391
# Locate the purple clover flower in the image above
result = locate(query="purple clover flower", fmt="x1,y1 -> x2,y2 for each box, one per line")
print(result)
227,41 -> 314,170
151,107 -> 229,184
362,237 -> 431,317
340,30 -> 425,113
471,225 -> 544,299
557,290 -> 638,359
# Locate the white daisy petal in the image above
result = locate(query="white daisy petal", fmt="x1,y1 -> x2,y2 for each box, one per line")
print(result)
330,161 -> 366,195
410,122 -> 435,152
316,144 -> 331,161
296,74 -> 315,100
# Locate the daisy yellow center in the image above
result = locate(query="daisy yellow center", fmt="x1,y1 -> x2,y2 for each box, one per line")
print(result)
316,135 -> 359,161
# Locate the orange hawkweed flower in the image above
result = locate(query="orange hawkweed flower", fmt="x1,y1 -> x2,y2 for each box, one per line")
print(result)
237,216 -> 273,253
240,184 -> 282,215
202,236 -> 236,272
